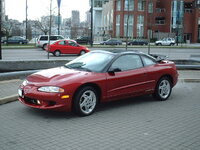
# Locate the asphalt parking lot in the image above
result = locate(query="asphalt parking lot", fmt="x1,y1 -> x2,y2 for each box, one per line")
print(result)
0,81 -> 200,150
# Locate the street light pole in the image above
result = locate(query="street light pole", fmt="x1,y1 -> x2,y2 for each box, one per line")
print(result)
58,8 -> 60,35
148,0 -> 153,55
48,0 -> 52,59
57,0 -> 62,35
0,0 -> 2,60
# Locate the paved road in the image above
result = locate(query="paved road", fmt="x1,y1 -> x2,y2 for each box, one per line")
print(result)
0,82 -> 200,150
2,47 -> 200,60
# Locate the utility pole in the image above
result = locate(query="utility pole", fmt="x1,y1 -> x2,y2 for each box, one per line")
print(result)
26,0 -> 28,40
90,0 -> 93,47
0,0 -> 2,59
125,0 -> 130,50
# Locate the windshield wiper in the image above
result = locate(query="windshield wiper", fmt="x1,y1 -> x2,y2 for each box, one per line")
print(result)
65,62 -> 92,72
65,62 -> 85,68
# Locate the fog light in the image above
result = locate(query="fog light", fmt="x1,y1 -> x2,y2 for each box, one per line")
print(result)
36,100 -> 41,105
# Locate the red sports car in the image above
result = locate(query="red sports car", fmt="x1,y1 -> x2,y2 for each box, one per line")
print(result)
45,40 -> 90,56
18,50 -> 178,116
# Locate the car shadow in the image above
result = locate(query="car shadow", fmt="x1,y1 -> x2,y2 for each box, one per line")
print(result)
21,95 -> 157,119
23,107 -> 76,119
96,95 -> 157,113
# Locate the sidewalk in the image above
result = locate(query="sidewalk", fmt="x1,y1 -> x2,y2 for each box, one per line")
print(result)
0,70 -> 200,105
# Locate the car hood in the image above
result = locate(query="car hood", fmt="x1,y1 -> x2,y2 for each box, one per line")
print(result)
26,67 -> 90,86
155,40 -> 162,43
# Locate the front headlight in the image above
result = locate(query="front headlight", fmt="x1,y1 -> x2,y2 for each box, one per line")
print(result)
38,86 -> 64,93
22,80 -> 28,86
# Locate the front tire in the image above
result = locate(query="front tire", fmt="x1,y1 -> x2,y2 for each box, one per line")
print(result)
153,77 -> 172,101
79,50 -> 86,56
73,86 -> 98,116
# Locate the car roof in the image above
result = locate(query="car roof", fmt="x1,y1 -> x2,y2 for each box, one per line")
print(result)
91,50 -> 144,55
91,50 -> 158,61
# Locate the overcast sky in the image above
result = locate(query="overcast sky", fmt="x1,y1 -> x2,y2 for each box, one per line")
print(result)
5,0 -> 90,22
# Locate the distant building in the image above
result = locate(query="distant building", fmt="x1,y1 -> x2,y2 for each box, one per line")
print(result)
71,10 -> 80,27
1,0 -> 6,22
101,0 -> 114,38
86,11 -> 91,27
90,0 -> 109,41
113,0 -> 200,43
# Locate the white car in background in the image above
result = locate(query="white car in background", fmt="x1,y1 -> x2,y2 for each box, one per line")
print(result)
155,38 -> 175,46
37,35 -> 64,50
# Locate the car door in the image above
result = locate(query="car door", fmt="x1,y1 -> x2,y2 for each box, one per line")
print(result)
106,54 -> 149,100
55,40 -> 67,53
62,41 -> 80,54
140,55 -> 159,90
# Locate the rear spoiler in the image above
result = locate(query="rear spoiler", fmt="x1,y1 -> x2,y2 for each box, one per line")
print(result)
150,54 -> 168,62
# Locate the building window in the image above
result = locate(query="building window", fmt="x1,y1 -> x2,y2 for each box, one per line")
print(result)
116,15 -> 121,37
156,8 -> 166,13
184,2 -> 193,13
116,0 -> 121,11
171,0 -> 184,30
148,2 -> 153,13
137,15 -> 144,37
138,0 -> 145,11
124,14 -> 133,37
155,17 -> 165,25
94,0 -> 103,7
124,0 -> 134,11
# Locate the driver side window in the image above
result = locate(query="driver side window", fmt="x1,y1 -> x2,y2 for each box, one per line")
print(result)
110,54 -> 143,71
59,40 -> 67,45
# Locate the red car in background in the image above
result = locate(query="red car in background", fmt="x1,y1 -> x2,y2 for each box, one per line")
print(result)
18,50 -> 178,116
45,40 -> 90,56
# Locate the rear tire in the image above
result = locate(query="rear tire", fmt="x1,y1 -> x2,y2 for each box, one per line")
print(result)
73,86 -> 98,116
153,77 -> 172,101
42,44 -> 47,50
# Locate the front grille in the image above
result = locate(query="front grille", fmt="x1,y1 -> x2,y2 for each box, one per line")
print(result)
24,96 -> 56,106
24,97 -> 39,105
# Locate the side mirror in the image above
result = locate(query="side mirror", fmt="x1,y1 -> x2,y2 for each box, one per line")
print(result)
108,68 -> 121,75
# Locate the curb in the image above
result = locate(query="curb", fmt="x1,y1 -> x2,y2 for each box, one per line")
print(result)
179,78 -> 200,83
0,94 -> 18,105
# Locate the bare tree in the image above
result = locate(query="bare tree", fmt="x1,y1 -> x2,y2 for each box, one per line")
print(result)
34,20 -> 49,35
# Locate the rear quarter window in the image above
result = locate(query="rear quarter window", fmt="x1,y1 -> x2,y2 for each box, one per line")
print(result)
142,55 -> 156,66
40,36 -> 48,41
50,36 -> 58,40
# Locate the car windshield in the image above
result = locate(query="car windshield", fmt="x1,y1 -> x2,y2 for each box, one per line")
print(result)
65,52 -> 114,72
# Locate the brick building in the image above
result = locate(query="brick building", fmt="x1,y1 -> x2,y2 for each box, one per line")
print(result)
113,0 -> 200,43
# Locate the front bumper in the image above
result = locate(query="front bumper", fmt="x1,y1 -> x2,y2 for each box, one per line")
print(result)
18,85 -> 72,112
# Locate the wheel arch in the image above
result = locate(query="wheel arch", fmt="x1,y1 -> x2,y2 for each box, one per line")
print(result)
158,74 -> 173,86
73,82 -> 102,103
